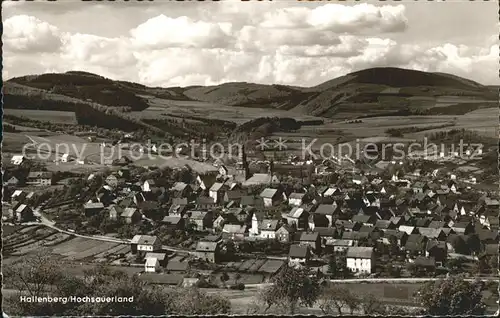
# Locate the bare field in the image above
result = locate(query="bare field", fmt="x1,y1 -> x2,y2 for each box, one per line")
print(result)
5,109 -> 77,124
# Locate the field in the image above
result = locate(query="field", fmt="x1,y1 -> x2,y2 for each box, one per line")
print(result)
20,134 -> 217,174
4,109 -> 77,124
133,96 -> 322,124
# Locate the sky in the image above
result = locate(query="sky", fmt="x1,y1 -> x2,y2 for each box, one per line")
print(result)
3,0 -> 499,87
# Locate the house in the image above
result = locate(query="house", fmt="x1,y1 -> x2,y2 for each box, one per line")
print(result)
194,241 -> 221,263
288,193 -> 306,206
314,204 -> 341,227
11,155 -> 27,165
242,173 -> 280,186
145,257 -> 160,273
188,210 -> 214,231
5,176 -> 20,186
142,179 -> 156,192
224,190 -> 246,204
121,207 -> 141,224
259,219 -> 280,239
26,171 -> 53,186
197,174 -> 217,191
413,256 -> 436,274
299,232 -> 321,251
222,224 -> 247,240
374,220 -> 396,230
286,207 -> 309,230
213,213 -> 239,230
313,227 -> 337,246
11,190 -> 25,202
165,258 -> 190,273
417,228 -> 446,241
398,225 -> 418,235
288,244 -> 311,267
131,235 -> 161,254
209,182 -> 226,204
412,182 -> 427,194
161,216 -> 185,230
168,200 -> 189,217
240,195 -> 264,209
425,240 -> 447,266
83,202 -> 104,217
196,196 -> 215,210
109,205 -> 123,220
13,204 -> 34,222
171,182 -> 192,197
145,252 -> 167,267
451,222 -> 474,235
404,234 -> 428,256
352,214 -> 377,226
276,224 -> 295,243
346,247 -> 375,274
326,239 -> 354,253
259,188 -> 284,207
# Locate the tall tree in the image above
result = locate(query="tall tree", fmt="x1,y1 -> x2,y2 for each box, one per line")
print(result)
417,276 -> 486,315
318,284 -> 360,315
260,265 -> 321,314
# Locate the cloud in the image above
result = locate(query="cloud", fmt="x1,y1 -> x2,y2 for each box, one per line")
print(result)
3,15 -> 63,53
130,15 -> 234,49
260,3 -> 408,33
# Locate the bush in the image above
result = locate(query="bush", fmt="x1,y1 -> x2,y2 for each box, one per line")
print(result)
230,283 -> 245,290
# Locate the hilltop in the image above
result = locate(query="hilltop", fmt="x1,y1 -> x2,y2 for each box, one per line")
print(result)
4,67 -> 496,120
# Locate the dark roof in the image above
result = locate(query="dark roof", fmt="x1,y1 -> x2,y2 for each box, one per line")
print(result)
346,247 -> 374,259
299,232 -> 319,242
313,227 -> 337,237
258,260 -> 285,274
289,244 -> 309,258
315,204 -> 337,215
414,256 -> 436,267
166,261 -> 189,272
196,241 -> 219,252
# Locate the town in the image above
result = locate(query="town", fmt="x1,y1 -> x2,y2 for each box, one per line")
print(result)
3,130 -> 499,314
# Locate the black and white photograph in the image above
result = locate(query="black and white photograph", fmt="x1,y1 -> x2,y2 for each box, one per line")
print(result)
2,0 -> 499,316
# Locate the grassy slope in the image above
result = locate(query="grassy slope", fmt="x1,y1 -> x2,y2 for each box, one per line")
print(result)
5,67 -> 496,121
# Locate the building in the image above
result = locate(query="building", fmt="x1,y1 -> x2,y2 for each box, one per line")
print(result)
26,172 -> 53,186
288,244 -> 311,267
145,257 -> 160,273
83,202 -> 104,217
13,204 -> 34,222
259,219 -> 280,239
276,224 -> 295,243
222,224 -> 247,240
288,193 -> 306,206
194,241 -> 221,263
121,207 -> 141,224
286,207 -> 309,230
259,188 -> 284,207
131,235 -> 161,254
346,246 -> 375,274
11,155 -> 27,166
209,182 -> 225,204
299,232 -> 321,251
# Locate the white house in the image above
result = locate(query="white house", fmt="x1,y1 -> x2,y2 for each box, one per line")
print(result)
346,247 -> 375,275
288,193 -> 305,206
259,219 -> 280,239
11,155 -> 26,166
145,257 -> 159,273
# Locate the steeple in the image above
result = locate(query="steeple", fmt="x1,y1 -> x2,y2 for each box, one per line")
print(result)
241,145 -> 250,180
